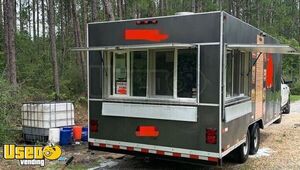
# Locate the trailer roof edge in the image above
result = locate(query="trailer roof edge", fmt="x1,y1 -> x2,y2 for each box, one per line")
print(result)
71,43 -> 196,52
88,11 -> 222,25
226,44 -> 300,55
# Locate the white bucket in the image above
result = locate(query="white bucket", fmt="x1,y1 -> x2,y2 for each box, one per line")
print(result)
49,128 -> 60,144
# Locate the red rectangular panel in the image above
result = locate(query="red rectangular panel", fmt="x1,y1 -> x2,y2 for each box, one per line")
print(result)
136,126 -> 159,137
125,29 -> 168,42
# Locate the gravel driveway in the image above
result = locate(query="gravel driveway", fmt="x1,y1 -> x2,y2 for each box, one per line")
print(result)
96,101 -> 300,170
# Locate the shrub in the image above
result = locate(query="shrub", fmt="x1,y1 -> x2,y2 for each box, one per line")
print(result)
0,77 -> 24,145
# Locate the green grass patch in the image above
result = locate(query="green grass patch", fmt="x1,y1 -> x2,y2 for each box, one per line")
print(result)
290,95 -> 300,102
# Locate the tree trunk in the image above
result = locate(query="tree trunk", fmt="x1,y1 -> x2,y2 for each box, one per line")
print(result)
102,0 -> 115,21
60,0 -> 65,75
18,0 -> 23,32
3,0 -> 9,75
117,0 -> 122,19
71,0 -> 86,85
123,0 -> 126,18
4,0 -> 17,87
27,0 -> 31,36
82,0 -> 87,43
41,0 -> 45,39
159,0 -> 164,16
0,0 -> 2,27
91,0 -> 98,21
299,0 -> 300,43
32,0 -> 36,40
48,0 -> 60,97
195,0 -> 203,12
82,0 -> 87,83
36,0 -> 39,38
164,0 -> 168,14
13,0 -> 16,32
191,0 -> 196,12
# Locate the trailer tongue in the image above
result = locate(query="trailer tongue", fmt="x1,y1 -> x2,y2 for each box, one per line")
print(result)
72,11 -> 300,165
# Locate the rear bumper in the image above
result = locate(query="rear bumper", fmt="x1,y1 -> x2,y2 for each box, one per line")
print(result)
88,139 -> 220,164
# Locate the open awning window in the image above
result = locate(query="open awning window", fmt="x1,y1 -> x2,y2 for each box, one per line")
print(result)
71,43 -> 195,52
226,44 -> 300,55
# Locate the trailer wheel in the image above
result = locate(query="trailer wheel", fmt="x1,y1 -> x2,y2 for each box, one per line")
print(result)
249,123 -> 260,155
233,130 -> 250,163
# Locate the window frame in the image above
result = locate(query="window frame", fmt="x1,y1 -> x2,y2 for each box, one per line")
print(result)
224,48 -> 251,102
129,50 -> 149,98
104,48 -> 197,103
112,51 -> 130,97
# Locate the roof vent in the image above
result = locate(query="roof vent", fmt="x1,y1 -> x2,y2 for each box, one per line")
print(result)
175,12 -> 195,15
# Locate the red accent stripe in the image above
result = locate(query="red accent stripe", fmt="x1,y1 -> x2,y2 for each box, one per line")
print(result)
94,143 -> 216,162
141,148 -> 149,153
172,152 -> 181,157
156,150 -> 165,155
125,29 -> 169,42
126,147 -> 134,151
208,157 -> 219,162
99,143 -> 106,148
113,145 -> 120,149
190,154 -> 199,159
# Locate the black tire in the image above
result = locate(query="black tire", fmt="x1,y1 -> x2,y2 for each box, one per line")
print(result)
274,113 -> 282,124
233,130 -> 250,163
249,123 -> 260,155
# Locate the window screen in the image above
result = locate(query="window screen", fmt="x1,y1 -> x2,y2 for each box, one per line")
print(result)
155,51 -> 174,96
131,51 -> 147,96
226,51 -> 233,97
177,49 -> 197,98
226,50 -> 250,99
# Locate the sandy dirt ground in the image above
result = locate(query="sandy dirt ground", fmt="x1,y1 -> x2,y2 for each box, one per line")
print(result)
0,102 -> 300,170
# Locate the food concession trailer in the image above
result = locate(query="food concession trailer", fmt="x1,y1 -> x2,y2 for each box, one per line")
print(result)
73,11 -> 300,164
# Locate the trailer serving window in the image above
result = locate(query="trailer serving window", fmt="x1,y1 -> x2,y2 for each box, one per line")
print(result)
104,48 -> 197,101
225,50 -> 250,100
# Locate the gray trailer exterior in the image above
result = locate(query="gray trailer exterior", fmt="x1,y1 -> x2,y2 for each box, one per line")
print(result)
86,11 -> 283,164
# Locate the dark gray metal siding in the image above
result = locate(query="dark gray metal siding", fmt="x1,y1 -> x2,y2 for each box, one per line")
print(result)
222,12 -> 282,152
88,46 -> 221,152
88,13 -> 222,153
88,12 -> 221,46
89,101 -> 220,152
199,45 -> 220,104
89,51 -> 102,98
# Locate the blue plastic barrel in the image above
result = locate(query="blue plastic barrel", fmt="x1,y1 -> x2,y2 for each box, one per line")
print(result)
62,127 -> 73,137
81,127 -> 88,141
60,129 -> 72,146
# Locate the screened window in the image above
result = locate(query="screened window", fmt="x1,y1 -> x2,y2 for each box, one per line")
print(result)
106,48 -> 197,101
177,49 -> 197,98
155,51 -> 174,96
131,51 -> 147,96
226,50 -> 250,99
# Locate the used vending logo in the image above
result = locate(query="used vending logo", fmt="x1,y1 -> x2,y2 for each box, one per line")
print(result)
3,144 -> 62,167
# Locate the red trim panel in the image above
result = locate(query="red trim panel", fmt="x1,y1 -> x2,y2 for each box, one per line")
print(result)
135,126 -> 159,137
125,29 -> 169,42
172,152 -> 181,157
